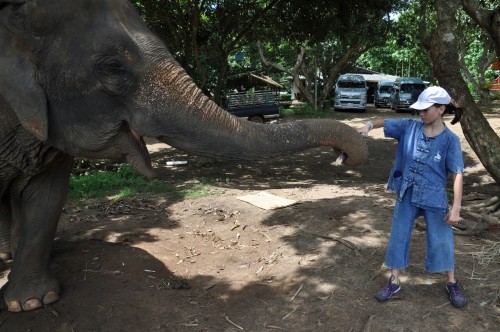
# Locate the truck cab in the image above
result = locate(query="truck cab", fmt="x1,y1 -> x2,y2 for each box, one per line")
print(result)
390,77 -> 425,113
333,74 -> 368,112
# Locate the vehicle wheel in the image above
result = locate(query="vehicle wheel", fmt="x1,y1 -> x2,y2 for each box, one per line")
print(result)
375,103 -> 380,108
248,115 -> 264,123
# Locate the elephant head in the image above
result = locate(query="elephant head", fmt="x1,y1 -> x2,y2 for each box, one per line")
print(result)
0,0 -> 366,180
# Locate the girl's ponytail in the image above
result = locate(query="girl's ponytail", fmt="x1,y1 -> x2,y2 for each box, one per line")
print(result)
446,104 -> 462,124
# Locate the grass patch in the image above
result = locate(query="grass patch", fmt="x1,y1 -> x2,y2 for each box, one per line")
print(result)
69,164 -> 221,201
182,178 -> 224,200
281,103 -> 333,118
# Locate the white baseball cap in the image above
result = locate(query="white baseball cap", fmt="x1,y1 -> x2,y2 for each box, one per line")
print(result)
410,86 -> 451,110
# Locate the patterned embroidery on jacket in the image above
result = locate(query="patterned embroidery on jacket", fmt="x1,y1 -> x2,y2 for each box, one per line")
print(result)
433,151 -> 441,162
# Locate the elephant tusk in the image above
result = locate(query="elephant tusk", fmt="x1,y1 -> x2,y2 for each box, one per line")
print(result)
332,153 -> 346,166
130,128 -> 142,144
333,131 -> 366,166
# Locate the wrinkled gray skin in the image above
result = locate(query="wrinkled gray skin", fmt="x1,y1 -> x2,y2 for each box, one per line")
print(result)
0,0 -> 367,312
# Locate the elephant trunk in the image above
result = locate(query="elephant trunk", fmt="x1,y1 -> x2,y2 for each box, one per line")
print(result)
159,117 -> 367,166
132,57 -> 367,166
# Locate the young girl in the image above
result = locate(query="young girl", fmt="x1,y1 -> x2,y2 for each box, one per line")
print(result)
358,86 -> 466,308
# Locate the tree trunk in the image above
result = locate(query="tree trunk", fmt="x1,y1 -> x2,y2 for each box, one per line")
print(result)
457,37 -> 494,105
212,56 -> 229,106
259,41 -> 316,106
319,46 -> 363,109
188,1 -> 208,92
427,0 -> 500,185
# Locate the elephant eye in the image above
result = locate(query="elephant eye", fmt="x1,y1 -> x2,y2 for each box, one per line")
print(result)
93,55 -> 135,96
94,56 -> 126,74
104,58 -> 123,69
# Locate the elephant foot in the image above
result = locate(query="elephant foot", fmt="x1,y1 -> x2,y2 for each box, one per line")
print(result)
7,291 -> 59,312
1,276 -> 60,312
6,290 -> 59,312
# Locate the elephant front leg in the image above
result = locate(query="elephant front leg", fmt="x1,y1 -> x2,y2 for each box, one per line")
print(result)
2,157 -> 73,312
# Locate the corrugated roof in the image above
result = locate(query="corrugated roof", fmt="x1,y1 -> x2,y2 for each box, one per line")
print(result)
249,73 -> 284,89
227,72 -> 283,90
359,73 -> 399,83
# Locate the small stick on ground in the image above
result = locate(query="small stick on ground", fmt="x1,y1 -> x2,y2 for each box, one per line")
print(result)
290,284 -> 303,302
435,301 -> 450,308
47,307 -> 60,318
82,269 -> 122,275
282,307 -> 299,321
296,228 -> 360,255
365,271 -> 383,290
258,231 -> 272,242
223,315 -> 244,330
362,315 -> 376,332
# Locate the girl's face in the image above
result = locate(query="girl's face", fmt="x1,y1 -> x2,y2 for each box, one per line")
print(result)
418,105 -> 446,124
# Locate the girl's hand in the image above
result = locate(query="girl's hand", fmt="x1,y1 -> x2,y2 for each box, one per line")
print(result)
357,122 -> 373,137
444,208 -> 461,225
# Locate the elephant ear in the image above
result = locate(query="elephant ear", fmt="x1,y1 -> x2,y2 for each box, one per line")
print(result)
0,23 -> 48,141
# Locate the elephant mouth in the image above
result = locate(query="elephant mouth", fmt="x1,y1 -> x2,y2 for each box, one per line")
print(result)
75,123 -> 154,178
124,124 -> 155,179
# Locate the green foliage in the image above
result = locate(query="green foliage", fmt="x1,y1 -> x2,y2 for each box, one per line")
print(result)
357,3 -> 433,80
68,165 -> 220,201
135,0 -> 284,101
135,0 -> 402,105
134,1 -> 496,105
257,1 -> 402,108
267,1 -> 402,44
69,165 -> 169,199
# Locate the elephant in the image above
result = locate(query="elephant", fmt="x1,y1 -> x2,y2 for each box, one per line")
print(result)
0,0 -> 367,312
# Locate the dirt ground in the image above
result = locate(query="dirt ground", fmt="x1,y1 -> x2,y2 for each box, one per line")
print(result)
0,106 -> 499,332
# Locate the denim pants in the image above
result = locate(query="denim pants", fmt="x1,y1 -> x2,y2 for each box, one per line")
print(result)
384,187 -> 455,272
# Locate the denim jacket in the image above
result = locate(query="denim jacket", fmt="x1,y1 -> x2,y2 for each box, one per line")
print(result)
384,119 -> 464,212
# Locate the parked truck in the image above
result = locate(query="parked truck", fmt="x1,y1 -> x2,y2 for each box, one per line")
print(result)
225,90 -> 280,123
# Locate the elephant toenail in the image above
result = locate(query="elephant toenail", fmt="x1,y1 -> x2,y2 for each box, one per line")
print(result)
0,252 -> 12,261
7,300 -> 22,312
43,291 -> 59,304
23,298 -> 42,311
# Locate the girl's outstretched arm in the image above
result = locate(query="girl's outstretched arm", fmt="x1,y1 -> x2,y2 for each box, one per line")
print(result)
357,119 -> 385,137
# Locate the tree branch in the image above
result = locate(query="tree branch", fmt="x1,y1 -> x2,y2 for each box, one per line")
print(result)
257,42 -> 292,75
227,0 -> 283,50
462,0 -> 500,58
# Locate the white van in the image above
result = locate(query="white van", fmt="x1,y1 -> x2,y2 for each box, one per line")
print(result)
390,77 -> 426,112
374,80 -> 395,108
333,74 -> 368,112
